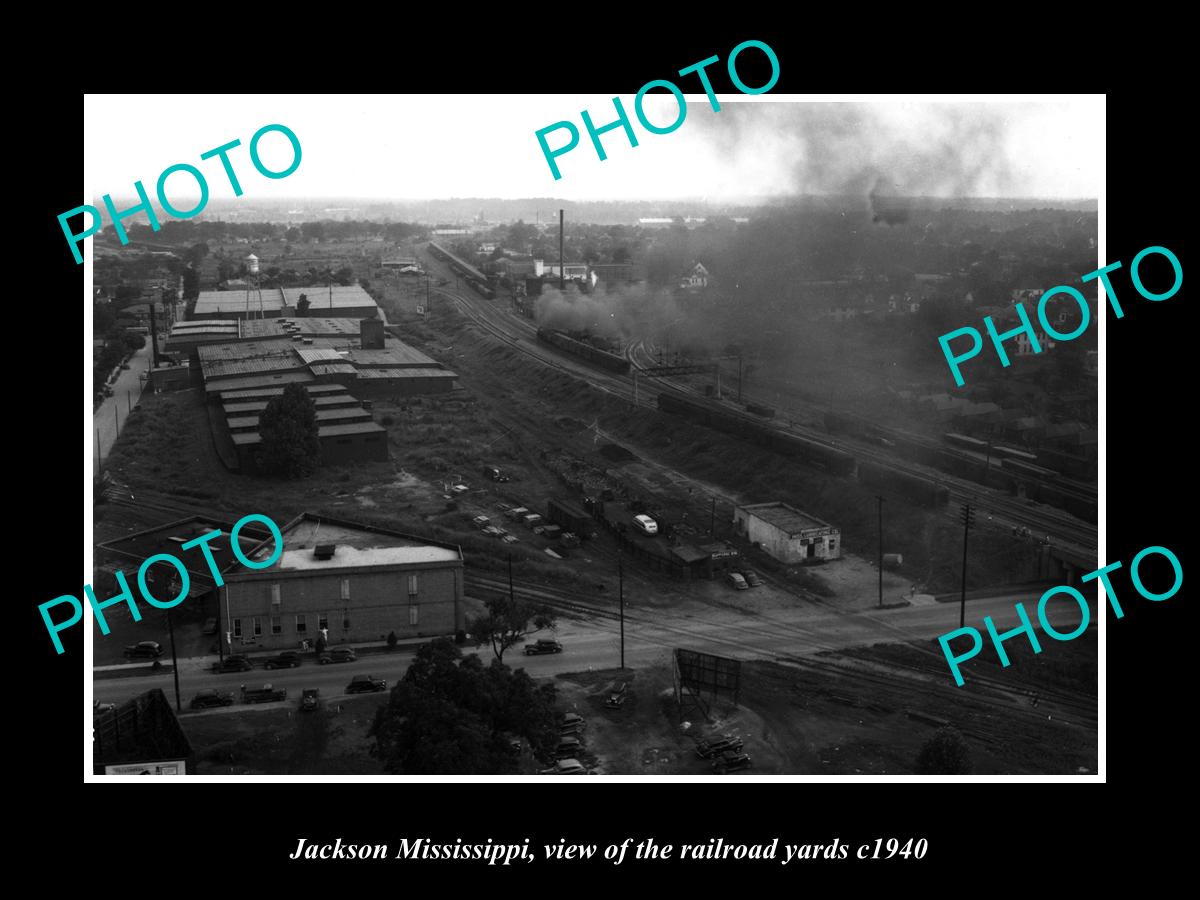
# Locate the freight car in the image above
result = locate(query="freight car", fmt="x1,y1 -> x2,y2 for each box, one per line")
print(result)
657,393 -> 856,476
857,459 -> 950,508
994,445 -> 1038,463
546,498 -> 595,539
945,432 -> 988,452
536,328 -> 630,374
1000,458 -> 1059,482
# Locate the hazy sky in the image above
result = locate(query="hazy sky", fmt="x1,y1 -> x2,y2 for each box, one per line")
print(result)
84,94 -> 1103,203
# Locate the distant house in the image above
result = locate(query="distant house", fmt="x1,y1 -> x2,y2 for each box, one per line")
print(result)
680,262 -> 709,290
637,217 -> 674,228
477,242 -> 498,254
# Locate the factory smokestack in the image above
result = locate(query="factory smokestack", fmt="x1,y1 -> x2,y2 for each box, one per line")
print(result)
559,208 -> 565,292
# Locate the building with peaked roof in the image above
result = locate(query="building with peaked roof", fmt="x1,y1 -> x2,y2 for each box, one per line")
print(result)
221,513 -> 465,651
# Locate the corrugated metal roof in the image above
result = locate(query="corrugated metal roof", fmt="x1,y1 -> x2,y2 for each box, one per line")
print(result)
354,367 -> 457,379
295,347 -> 347,364
347,346 -> 438,367
204,372 -> 315,393
308,362 -> 358,377
202,356 -> 302,379
232,421 -> 386,445
197,339 -> 295,361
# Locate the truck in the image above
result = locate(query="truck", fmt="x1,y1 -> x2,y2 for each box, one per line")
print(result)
241,684 -> 287,704
482,466 -> 511,483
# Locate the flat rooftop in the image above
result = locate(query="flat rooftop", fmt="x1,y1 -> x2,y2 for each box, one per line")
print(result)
740,502 -> 832,535
242,515 -> 461,571
231,420 -> 386,446
347,346 -> 439,368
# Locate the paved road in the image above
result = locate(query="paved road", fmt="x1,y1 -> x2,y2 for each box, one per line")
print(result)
93,345 -> 150,474
93,589 -> 1092,714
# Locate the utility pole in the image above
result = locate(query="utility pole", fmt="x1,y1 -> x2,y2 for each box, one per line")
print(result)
710,496 -> 716,536
166,607 -> 181,712
959,503 -> 975,629
618,553 -> 625,670
877,495 -> 885,609
507,553 -> 514,604
96,428 -> 103,477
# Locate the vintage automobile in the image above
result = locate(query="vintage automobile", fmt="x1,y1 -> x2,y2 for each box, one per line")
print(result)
695,736 -> 744,760
524,639 -> 563,656
123,641 -> 164,660
300,689 -> 321,712
211,655 -> 253,673
241,684 -> 287,704
604,682 -> 628,709
264,650 -> 303,670
345,675 -> 388,694
189,689 -> 235,710
318,648 -> 357,665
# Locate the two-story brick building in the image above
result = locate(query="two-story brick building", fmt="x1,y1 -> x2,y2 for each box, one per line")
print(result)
221,513 -> 464,651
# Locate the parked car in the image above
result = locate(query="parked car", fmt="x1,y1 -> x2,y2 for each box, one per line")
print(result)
560,719 -> 587,736
740,570 -> 764,587
561,712 -> 586,728
189,689 -> 235,710
319,648 -> 357,665
123,641 -> 164,660
345,674 -> 387,694
525,639 -> 563,656
540,759 -> 588,775
300,689 -> 321,712
264,650 -> 302,670
241,684 -> 287,704
605,682 -> 628,709
201,617 -> 219,635
727,572 -> 749,591
554,736 -> 583,758
696,736 -> 744,759
212,655 -> 253,673
632,514 -> 658,536
93,700 -> 116,715
482,466 -> 510,483
711,750 -> 752,773
471,515 -> 491,529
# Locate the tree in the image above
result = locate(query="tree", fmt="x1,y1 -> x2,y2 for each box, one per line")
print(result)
368,639 -> 558,774
296,292 -> 310,316
466,591 -> 556,662
285,226 -> 302,242
333,266 -> 355,286
915,726 -> 973,774
257,383 -> 321,478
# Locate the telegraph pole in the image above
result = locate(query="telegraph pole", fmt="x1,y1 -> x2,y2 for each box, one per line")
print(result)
877,495 -> 885,609
959,503 -> 975,628
507,553 -> 514,604
618,553 -> 625,670
710,496 -> 716,536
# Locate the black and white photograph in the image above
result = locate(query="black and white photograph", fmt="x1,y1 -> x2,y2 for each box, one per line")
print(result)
78,91 -> 1107,782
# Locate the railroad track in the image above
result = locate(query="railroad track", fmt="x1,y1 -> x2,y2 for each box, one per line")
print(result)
626,339 -> 1097,557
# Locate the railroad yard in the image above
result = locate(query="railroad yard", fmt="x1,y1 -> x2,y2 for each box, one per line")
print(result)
94,218 -> 1099,777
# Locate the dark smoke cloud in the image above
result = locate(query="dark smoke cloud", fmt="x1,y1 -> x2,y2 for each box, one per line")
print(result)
686,102 -> 1019,219
535,284 -> 723,355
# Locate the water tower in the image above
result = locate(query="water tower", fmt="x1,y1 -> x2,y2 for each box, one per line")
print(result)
243,253 -> 264,318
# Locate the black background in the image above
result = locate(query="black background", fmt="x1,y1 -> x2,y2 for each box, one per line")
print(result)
23,20 -> 1188,883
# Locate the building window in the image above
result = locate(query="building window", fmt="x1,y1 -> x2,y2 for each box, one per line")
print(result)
318,614 -> 328,631
233,618 -> 242,638
270,616 -> 282,635
828,540 -> 837,553
271,584 -> 281,608
342,614 -> 351,630
252,617 -> 262,637
295,614 -> 307,635
340,578 -> 350,601
407,574 -> 419,597
409,606 -> 419,626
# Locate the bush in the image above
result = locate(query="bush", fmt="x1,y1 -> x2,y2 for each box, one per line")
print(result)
915,726 -> 972,774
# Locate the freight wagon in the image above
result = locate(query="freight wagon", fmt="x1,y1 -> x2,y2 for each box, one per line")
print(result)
857,460 -> 950,508
945,432 -> 989,452
547,498 -> 595,539
536,328 -> 631,374
657,393 -> 857,476
1000,458 -> 1059,483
